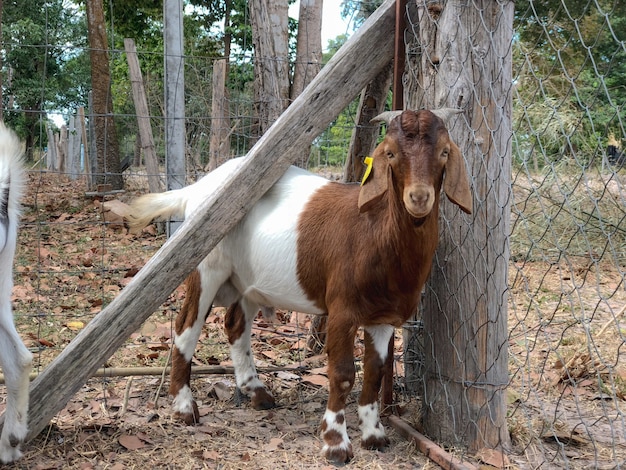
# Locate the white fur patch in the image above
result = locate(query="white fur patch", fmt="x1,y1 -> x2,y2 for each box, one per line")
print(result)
174,318 -> 205,362
220,166 -> 329,314
364,324 -> 395,363
358,402 -> 386,441
230,332 -> 264,394
321,408 -> 350,452
171,384 -> 195,415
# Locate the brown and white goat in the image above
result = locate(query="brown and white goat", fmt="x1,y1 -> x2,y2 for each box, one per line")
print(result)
128,109 -> 473,463
0,124 -> 32,463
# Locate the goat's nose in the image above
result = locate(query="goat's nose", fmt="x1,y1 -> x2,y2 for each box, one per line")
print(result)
410,188 -> 430,206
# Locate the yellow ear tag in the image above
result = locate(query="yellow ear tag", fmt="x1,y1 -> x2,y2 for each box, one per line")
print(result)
361,156 -> 373,186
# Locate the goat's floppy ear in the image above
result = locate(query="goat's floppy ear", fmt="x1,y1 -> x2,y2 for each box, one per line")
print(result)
443,142 -> 473,214
358,156 -> 389,213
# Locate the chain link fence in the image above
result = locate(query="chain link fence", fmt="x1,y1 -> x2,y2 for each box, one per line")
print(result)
508,1 -> 625,467
398,0 -> 625,467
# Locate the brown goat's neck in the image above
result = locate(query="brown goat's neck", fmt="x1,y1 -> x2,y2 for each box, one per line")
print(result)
374,185 -> 440,252
296,183 -> 442,325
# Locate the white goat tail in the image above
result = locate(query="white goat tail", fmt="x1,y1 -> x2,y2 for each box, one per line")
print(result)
127,189 -> 188,233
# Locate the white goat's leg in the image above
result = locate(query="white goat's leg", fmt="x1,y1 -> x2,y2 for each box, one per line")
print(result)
320,313 -> 358,463
0,302 -> 33,464
358,324 -> 394,450
225,298 -> 275,409
170,267 -> 228,424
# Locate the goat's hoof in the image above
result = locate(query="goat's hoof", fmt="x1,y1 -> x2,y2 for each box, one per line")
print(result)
361,434 -> 390,451
0,442 -> 23,464
251,388 -> 276,410
173,400 -> 200,425
323,443 -> 354,464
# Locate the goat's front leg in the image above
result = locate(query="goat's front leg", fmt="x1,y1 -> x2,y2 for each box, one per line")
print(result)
0,307 -> 33,463
358,324 -> 394,450
321,314 -> 358,463
225,298 -> 275,410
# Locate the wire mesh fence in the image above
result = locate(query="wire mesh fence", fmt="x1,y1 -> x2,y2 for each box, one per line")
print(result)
508,1 -> 625,467
1,0 -> 626,468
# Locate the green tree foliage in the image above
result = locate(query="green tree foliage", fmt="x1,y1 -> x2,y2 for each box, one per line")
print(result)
2,0 -> 88,157
513,0 -> 626,168
0,0 -> 369,168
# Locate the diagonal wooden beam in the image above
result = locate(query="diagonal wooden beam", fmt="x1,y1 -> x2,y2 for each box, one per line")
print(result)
3,0 -> 397,441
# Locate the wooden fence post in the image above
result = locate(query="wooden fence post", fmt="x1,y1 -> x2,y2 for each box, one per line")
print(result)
208,59 -> 229,171
405,0 -> 513,453
124,38 -> 162,193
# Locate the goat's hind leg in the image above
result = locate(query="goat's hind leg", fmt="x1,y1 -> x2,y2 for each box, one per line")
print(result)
225,298 -> 275,410
0,308 -> 33,464
358,324 -> 394,451
169,269 -> 226,424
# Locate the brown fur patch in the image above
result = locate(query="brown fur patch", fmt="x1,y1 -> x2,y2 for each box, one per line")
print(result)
361,434 -> 390,450
224,301 -> 246,345
176,270 -> 204,333
322,429 -> 345,447
169,347 -> 192,397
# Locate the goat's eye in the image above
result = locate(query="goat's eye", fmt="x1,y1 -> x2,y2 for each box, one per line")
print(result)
441,149 -> 449,159
386,151 -> 395,159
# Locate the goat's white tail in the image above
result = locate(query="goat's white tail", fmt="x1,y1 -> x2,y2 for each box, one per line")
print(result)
127,188 -> 189,233
0,124 -> 25,251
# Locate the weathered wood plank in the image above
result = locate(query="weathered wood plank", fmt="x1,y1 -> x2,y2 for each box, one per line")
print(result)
207,59 -> 229,171
8,0 -> 397,441
125,38 -> 161,193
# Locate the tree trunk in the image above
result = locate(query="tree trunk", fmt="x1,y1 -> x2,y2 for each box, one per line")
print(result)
86,0 -> 122,189
249,0 -> 290,142
343,62 -> 392,183
291,0 -> 322,101
405,0 -> 513,453
291,0 -> 323,168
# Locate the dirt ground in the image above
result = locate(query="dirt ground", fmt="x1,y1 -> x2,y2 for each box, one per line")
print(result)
8,376 -> 429,469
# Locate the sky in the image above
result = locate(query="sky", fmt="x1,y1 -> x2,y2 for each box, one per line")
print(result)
289,1 -> 353,51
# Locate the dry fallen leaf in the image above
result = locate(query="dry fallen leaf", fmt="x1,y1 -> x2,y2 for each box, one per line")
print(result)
118,434 -> 146,451
303,374 -> 328,387
475,447 -> 510,468
203,450 -> 220,461
264,437 -> 284,451
66,320 -> 85,331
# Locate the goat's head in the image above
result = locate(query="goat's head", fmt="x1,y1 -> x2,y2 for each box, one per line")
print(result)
358,109 -> 473,218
